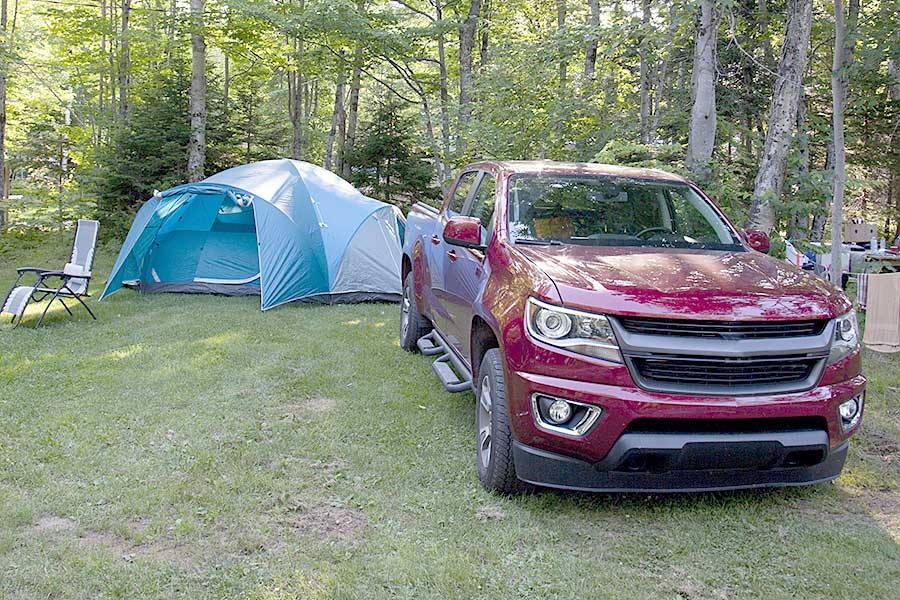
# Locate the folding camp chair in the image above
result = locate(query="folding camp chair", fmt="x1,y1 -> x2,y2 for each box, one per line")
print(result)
1,219 -> 99,328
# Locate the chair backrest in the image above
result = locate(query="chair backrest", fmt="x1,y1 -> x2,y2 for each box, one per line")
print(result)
64,219 -> 99,295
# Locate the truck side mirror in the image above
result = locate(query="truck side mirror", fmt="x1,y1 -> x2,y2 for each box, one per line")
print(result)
443,216 -> 485,250
744,229 -> 770,254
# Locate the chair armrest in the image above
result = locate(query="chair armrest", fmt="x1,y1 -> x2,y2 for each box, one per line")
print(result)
16,267 -> 52,275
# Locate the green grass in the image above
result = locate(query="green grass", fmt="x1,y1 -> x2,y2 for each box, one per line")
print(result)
1,234 -> 899,599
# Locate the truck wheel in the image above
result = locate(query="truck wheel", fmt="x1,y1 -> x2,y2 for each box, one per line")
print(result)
476,349 -> 526,494
400,272 -> 431,351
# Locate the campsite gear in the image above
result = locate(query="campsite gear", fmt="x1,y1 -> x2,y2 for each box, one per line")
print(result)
861,272 -> 900,353
2,219 -> 99,328
101,159 -> 404,310
857,273 -> 869,311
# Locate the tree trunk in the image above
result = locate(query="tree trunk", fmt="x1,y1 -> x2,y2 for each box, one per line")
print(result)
638,0 -> 652,143
109,1 -> 117,120
0,0 -> 6,228
888,49 -> 900,241
187,0 -> 206,182
685,0 -> 718,179
829,0 -> 847,287
650,5 -> 677,136
791,91 -> 810,241
458,0 -> 482,138
291,1 -> 306,161
747,0 -> 812,233
478,0 -> 490,70
583,0 -> 600,80
435,1 -> 451,171
556,0 -> 566,139
118,0 -> 131,123
342,45 -> 364,180
324,62 -> 346,172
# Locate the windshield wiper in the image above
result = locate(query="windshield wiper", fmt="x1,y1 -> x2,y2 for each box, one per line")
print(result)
513,238 -> 563,246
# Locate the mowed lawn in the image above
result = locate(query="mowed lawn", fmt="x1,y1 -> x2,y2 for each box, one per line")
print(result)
1,234 -> 899,600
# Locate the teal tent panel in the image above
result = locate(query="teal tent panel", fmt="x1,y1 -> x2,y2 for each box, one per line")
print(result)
146,231 -> 207,283
195,231 -> 260,282
291,161 -> 387,286
253,197 -> 329,310
100,196 -> 161,299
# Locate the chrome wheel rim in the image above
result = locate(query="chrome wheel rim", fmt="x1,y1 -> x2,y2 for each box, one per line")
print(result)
400,287 -> 411,339
477,375 -> 493,469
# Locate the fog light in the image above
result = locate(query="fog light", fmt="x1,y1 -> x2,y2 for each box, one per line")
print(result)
531,393 -> 603,437
547,399 -> 572,424
839,394 -> 863,432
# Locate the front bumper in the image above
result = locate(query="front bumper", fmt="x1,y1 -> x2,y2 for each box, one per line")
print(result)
513,440 -> 849,493
504,368 -> 865,491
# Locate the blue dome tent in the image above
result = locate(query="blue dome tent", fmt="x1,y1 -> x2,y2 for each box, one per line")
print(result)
101,159 -> 404,310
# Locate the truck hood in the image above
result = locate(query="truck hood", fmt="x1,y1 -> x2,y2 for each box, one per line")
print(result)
515,245 -> 850,320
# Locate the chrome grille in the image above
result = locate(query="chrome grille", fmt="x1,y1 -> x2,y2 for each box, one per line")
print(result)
632,354 -> 820,389
617,317 -> 827,339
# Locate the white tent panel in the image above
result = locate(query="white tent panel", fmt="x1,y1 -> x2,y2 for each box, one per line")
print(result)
332,206 -> 403,295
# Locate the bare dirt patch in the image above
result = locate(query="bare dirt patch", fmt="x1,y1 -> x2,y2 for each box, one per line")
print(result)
32,516 -> 76,534
475,506 -> 506,522
287,503 -> 367,545
278,398 -> 338,420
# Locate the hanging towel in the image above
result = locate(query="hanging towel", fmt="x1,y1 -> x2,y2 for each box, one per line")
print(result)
857,272 -> 869,310
862,272 -> 900,353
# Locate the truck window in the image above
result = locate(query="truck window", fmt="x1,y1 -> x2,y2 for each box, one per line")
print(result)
447,172 -> 478,216
507,174 -> 742,250
468,174 -> 496,230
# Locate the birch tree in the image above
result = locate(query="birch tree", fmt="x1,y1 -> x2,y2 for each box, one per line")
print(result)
685,0 -> 718,179
830,0 -> 847,286
187,0 -> 207,182
747,0 -> 812,233
458,0 -> 482,138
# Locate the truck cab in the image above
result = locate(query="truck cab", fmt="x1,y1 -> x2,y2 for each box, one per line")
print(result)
401,161 -> 865,494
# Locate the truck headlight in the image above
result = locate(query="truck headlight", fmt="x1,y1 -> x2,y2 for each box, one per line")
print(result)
526,297 -> 622,363
827,310 -> 860,364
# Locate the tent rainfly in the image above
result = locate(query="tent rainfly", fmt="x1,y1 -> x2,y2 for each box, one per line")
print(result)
101,159 -> 404,310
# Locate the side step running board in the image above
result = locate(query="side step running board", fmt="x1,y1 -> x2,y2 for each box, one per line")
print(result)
418,330 -> 472,393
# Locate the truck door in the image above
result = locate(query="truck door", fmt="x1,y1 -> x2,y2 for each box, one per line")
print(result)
442,171 -> 496,363
430,171 -> 479,340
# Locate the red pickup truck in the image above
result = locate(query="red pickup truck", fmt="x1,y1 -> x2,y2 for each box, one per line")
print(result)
400,161 -> 865,493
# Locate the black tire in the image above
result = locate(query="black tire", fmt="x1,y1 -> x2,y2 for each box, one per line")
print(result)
399,271 -> 432,351
476,348 -> 526,494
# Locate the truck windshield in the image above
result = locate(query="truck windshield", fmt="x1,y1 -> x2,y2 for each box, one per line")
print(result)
507,175 -> 744,251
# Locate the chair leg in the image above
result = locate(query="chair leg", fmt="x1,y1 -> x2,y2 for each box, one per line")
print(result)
69,290 -> 97,321
59,299 -> 73,316
34,291 -> 63,328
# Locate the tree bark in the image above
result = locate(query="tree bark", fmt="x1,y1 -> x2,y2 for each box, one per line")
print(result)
685,0 -> 718,179
651,5 -> 677,136
829,0 -> 847,286
583,0 -> 600,80
435,1 -> 452,173
478,0 -> 490,70
187,0 -> 207,182
0,0 -> 7,228
556,0 -> 567,139
118,0 -> 131,123
747,0 -> 812,233
458,0 -> 482,138
638,0 -> 652,143
324,61 -> 346,172
290,1 -> 306,161
342,45 -> 364,180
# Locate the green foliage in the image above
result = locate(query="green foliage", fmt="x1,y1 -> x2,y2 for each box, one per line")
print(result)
348,99 -> 438,210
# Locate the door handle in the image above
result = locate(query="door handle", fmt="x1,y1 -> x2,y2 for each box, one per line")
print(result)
431,235 -> 441,245
447,249 -> 458,262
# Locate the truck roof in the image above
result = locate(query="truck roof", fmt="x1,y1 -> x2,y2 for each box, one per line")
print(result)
467,160 -> 689,183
